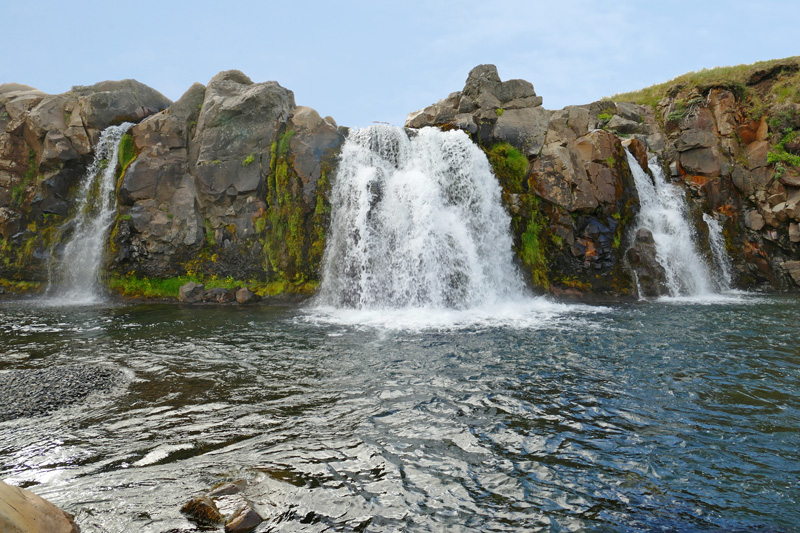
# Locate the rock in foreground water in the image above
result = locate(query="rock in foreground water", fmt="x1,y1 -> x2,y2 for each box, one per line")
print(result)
0,480 -> 79,532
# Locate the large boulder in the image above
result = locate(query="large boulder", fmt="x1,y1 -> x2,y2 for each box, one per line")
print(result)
405,64 -> 548,154
192,70 -> 295,199
0,480 -> 79,533
71,79 -> 171,134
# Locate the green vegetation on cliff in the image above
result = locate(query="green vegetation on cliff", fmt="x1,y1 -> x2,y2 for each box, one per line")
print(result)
608,56 -> 800,110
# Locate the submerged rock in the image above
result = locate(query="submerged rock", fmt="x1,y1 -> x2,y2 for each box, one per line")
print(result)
182,480 -> 263,532
180,495 -> 222,526
0,480 -> 79,533
225,506 -> 263,533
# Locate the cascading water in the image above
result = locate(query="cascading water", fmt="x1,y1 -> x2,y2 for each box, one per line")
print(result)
46,123 -> 133,304
316,125 -> 527,310
624,149 -> 731,297
703,213 -> 733,290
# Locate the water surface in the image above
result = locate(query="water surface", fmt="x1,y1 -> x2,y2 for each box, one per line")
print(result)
0,295 -> 798,531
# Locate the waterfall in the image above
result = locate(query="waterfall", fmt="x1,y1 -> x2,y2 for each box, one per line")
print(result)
703,213 -> 733,290
624,149 -> 731,297
46,123 -> 133,304
316,125 -> 526,310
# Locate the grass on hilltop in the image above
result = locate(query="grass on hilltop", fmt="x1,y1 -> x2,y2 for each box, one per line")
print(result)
605,56 -> 800,108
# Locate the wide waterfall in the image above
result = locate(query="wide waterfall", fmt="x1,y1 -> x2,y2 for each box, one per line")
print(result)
46,123 -> 133,304
625,149 -> 731,297
316,125 -> 527,310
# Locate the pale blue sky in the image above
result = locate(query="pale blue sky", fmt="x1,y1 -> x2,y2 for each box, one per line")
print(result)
2,1 -> 797,128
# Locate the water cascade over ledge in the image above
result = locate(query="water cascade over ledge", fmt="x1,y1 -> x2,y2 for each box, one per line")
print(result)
316,125 -> 527,311
625,149 -> 732,297
46,123 -> 133,304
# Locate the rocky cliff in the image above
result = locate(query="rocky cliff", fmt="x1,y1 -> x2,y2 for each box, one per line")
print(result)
405,59 -> 800,295
0,71 -> 343,297
1,58 -> 799,299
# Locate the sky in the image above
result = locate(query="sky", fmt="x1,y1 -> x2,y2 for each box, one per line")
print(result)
2,1 -> 798,128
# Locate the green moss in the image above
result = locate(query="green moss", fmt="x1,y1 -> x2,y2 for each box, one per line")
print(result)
278,129 -> 295,158
520,217 -> 548,288
204,220 -> 216,246
242,153 -> 255,167
108,272 -> 255,299
605,56 -> 800,109
496,108 -> 504,117
0,278 -> 43,294
597,112 -> 613,127
767,129 -> 800,171
485,142 -> 528,194
11,149 -> 37,205
117,133 -> 137,175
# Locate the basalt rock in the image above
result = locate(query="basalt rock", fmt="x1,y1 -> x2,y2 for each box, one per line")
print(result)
111,71 -> 344,287
0,79 -> 170,281
406,64 -> 548,156
625,228 -> 668,298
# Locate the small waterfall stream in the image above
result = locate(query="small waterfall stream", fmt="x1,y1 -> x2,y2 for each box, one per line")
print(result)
625,149 -> 731,297
316,125 -> 526,310
46,123 -> 133,304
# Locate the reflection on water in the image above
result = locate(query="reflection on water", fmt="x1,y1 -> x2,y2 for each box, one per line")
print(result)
0,296 -> 798,531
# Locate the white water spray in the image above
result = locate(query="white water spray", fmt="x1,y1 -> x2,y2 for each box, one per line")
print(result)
316,125 -> 527,310
703,213 -> 733,290
46,123 -> 133,304
625,149 -> 731,296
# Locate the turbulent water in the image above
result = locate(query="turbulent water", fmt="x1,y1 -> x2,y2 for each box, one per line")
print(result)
317,125 -> 526,310
625,150 -> 731,297
46,123 -> 133,304
0,297 -> 798,532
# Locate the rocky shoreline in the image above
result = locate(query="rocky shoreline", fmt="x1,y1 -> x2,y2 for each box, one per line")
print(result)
0,364 -> 122,422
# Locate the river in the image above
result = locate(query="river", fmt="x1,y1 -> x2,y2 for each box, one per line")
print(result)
1,294 -> 798,531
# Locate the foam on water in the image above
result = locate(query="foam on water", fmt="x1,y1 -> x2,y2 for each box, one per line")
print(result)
303,299 -> 609,332
312,124 -> 565,327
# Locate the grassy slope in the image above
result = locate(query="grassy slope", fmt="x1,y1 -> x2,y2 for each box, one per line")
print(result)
605,56 -> 800,108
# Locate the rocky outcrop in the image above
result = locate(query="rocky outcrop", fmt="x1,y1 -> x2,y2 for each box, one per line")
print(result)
0,480 -> 79,532
0,80 -> 171,281
406,61 -> 800,295
407,65 -> 641,296
3,59 -> 800,299
407,64 -> 548,156
111,71 -> 344,287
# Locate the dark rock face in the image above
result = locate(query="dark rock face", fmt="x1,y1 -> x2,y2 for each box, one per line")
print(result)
112,72 -> 344,285
0,79 -> 171,281
407,65 -> 641,296
625,229 -> 668,298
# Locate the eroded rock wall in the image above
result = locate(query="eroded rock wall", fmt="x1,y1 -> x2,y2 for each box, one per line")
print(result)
405,63 -> 800,295
0,71 -> 344,294
0,80 -> 171,282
